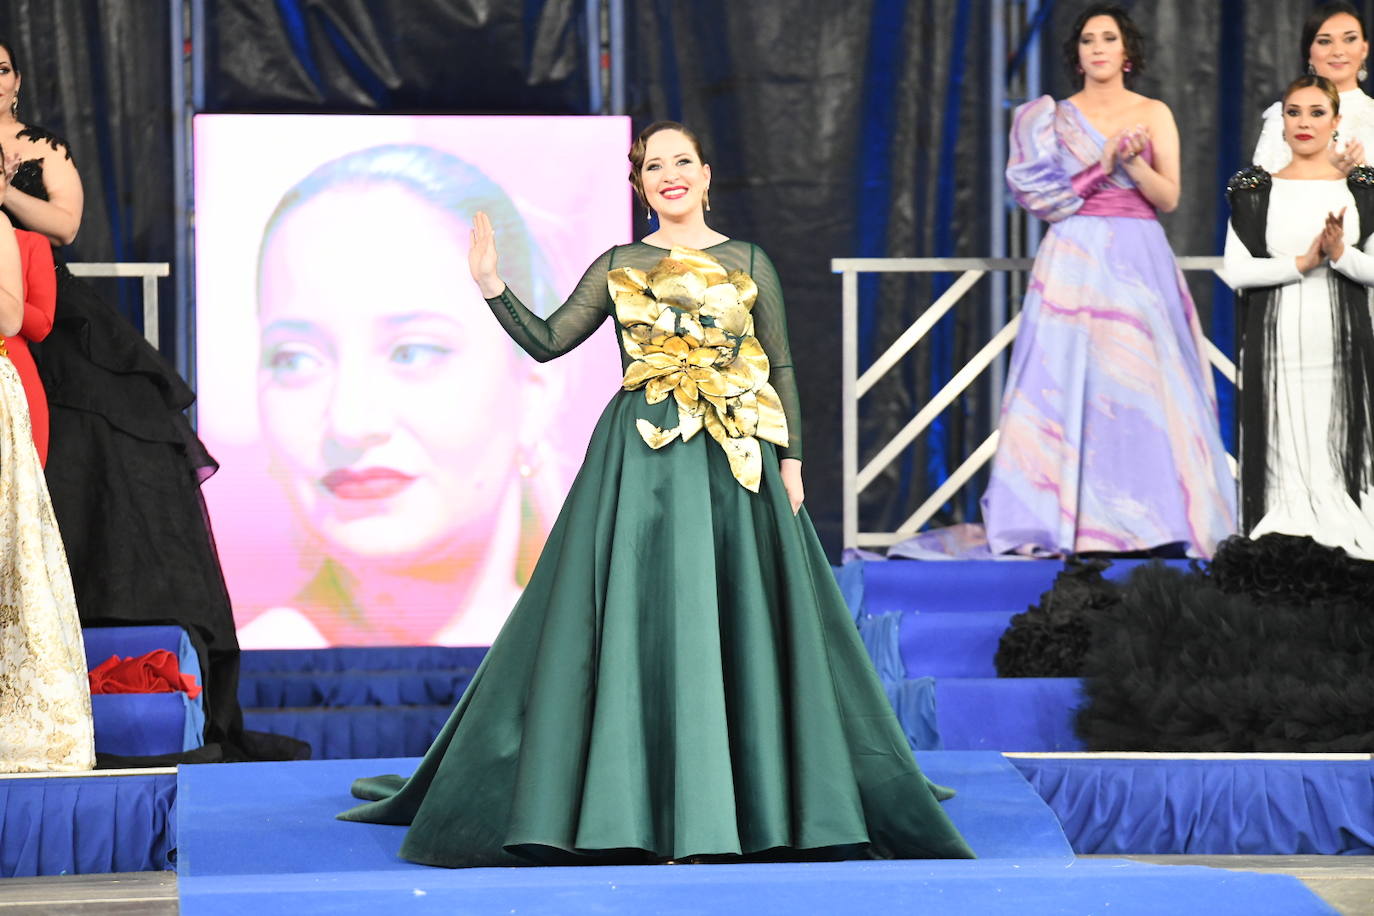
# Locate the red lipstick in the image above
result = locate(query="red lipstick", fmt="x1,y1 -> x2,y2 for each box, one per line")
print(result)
322,468 -> 416,500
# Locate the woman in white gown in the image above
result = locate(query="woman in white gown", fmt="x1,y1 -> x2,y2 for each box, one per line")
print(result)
1225,75 -> 1374,558
0,165 -> 93,772
1254,2 -> 1374,174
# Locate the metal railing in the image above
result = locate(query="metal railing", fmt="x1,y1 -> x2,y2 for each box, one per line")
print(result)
835,255 -> 1230,550
66,262 -> 169,348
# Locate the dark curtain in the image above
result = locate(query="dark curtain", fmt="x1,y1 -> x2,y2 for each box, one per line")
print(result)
0,1 -> 173,330
626,0 -> 994,553
206,0 -> 588,112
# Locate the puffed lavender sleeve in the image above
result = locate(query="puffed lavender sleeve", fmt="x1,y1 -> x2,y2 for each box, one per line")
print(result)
1005,95 -> 1098,223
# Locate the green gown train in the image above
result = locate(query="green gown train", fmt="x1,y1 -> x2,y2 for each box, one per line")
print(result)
339,239 -> 975,866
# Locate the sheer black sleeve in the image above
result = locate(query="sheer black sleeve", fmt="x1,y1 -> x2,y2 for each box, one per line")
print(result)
485,248 -> 615,362
748,244 -> 802,461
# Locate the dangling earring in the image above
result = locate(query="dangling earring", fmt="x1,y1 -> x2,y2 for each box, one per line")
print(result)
9,90 -> 16,117
704,189 -> 711,212
1335,129 -> 1341,141
1123,60 -> 1133,73
517,443 -> 544,479
646,206 -> 652,220
1361,64 -> 1369,82
1308,62 -> 1318,75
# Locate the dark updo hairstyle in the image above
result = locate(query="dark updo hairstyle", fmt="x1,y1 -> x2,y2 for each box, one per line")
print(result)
627,120 -> 707,209
1301,2 -> 1367,72
1283,73 -> 1342,113
1062,4 -> 1147,87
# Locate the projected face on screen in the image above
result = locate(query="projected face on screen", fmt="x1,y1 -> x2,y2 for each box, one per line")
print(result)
195,117 -> 630,648
257,154 -> 540,562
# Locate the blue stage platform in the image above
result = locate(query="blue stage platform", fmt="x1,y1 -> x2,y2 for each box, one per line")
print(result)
5,555 -> 1365,897
172,755 -> 1337,915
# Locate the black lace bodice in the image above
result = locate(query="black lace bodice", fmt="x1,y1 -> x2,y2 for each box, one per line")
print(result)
4,124 -> 70,228
11,158 -> 47,201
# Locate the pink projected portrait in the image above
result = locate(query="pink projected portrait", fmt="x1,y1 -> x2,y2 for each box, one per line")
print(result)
194,117 -> 630,647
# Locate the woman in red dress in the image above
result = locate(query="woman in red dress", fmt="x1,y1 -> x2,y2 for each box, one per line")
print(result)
5,226 -> 54,464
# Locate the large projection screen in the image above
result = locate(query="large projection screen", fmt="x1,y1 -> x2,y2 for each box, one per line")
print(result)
195,115 -> 632,648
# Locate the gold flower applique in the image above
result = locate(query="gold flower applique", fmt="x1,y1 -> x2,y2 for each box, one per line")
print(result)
608,247 -> 788,492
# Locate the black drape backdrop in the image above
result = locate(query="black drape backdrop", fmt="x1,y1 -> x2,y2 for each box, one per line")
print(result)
2,0 -> 1366,557
625,0 -> 995,550
206,0 -> 588,111
0,1 -> 173,326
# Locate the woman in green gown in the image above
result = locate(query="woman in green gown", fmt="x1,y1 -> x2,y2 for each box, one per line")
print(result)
339,121 -> 975,866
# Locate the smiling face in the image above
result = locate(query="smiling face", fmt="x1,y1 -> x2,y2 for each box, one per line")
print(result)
0,45 -> 20,117
1078,14 -> 1127,84
1283,85 -> 1341,158
1310,13 -> 1368,91
639,129 -> 711,220
257,183 -> 525,564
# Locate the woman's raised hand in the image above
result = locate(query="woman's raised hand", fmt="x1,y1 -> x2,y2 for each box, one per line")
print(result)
1321,207 -> 1347,263
1329,138 -> 1366,175
468,211 -> 506,299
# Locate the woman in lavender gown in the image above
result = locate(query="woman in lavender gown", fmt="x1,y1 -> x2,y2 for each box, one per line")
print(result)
981,3 -> 1235,557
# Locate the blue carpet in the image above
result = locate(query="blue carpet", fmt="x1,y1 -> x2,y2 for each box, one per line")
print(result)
175,751 -> 1071,877
175,754 -> 1335,915
177,858 -> 1337,915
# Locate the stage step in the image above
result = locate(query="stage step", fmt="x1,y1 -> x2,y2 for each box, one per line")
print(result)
861,559 -> 1059,616
239,646 -> 488,674
900,609 -> 1017,677
882,676 -> 1085,753
239,669 -> 478,708
934,678 -> 1084,752
233,561 -> 1146,760
239,647 -> 485,758
242,706 -> 453,760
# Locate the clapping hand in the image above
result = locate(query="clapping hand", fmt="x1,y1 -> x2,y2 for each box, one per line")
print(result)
1101,124 -> 1149,173
1322,207 -> 1347,263
468,211 -> 505,298
1298,231 -> 1325,273
1329,138 -> 1366,175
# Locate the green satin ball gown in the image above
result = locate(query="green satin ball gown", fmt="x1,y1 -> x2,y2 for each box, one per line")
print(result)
339,240 -> 975,866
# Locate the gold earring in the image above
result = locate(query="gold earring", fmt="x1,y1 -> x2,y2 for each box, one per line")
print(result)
9,91 -> 16,117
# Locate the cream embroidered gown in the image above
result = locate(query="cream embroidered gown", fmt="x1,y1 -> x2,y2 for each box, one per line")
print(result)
0,334 -> 94,773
